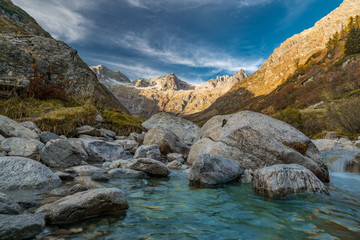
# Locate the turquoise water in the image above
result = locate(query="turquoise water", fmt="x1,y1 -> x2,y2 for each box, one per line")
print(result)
48,169 -> 360,240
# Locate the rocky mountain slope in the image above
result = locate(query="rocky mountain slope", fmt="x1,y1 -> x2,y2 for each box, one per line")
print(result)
91,65 -> 131,85
93,67 -> 247,118
0,0 -> 129,113
188,0 -> 360,125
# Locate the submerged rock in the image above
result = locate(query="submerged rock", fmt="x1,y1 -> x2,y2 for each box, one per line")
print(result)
189,154 -> 243,186
0,115 -> 39,140
129,158 -> 171,177
134,144 -> 161,160
0,157 -> 61,191
0,192 -> 22,215
0,213 -> 46,240
187,111 -> 329,182
252,164 -> 329,198
108,168 -> 149,179
37,188 -> 128,224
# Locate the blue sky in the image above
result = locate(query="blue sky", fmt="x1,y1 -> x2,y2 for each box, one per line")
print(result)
13,0 -> 342,83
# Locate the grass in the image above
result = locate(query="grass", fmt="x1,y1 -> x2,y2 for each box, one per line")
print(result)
0,98 -> 145,137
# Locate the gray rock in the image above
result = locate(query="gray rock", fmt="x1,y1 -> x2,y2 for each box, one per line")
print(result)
116,136 -> 128,140
240,169 -> 253,183
142,112 -> 200,143
167,153 -> 185,163
82,139 -> 125,163
48,188 -> 67,196
134,144 -> 161,160
129,158 -> 171,177
144,126 -> 188,155
102,128 -> 116,138
41,139 -> 87,167
0,157 -> 61,191
0,192 -> 22,215
55,171 -> 74,181
74,177 -> 101,189
167,160 -> 183,170
313,139 -> 357,151
110,159 -> 133,169
129,132 -> 146,145
67,184 -> 89,195
0,115 -> 39,140
39,131 -> 61,144
115,139 -> 139,150
0,134 -> 4,144
252,164 -> 329,198
71,165 -> 105,177
189,154 -> 243,186
0,213 -> 46,240
187,111 -> 329,183
1,137 -> 44,161
20,121 -> 41,135
37,188 -> 128,224
76,125 -> 103,137
108,168 -> 149,179
354,140 -> 360,148
324,131 -> 337,140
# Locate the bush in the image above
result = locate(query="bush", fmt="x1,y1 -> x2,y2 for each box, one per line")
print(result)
273,107 -> 303,130
327,98 -> 360,134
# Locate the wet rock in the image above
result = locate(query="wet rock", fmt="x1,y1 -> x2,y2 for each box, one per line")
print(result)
39,131 -> 61,144
20,121 -> 41,135
129,158 -> 171,177
142,112 -> 200,143
55,171 -> 75,181
82,139 -> 125,163
252,164 -> 329,198
0,115 -> 39,140
48,188 -> 67,196
17,201 -> 39,210
240,169 -> 253,183
91,173 -> 109,182
129,132 -> 145,145
0,213 -> 46,240
37,188 -> 128,224
67,184 -> 89,195
108,168 -> 149,179
189,154 -> 243,186
167,160 -> 183,170
0,192 -> 22,214
133,144 -> 161,160
1,137 -> 44,161
0,157 -> 61,191
188,111 -> 329,183
74,177 -> 102,189
41,139 -> 87,167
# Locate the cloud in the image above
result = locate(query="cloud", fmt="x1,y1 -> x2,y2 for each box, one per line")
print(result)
12,0 -> 98,43
111,32 -> 264,74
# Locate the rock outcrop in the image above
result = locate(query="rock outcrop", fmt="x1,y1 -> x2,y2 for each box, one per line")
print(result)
0,1 -> 129,112
91,65 -> 131,85
252,164 -> 329,198
187,111 -> 329,182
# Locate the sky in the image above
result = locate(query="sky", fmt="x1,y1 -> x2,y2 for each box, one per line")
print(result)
13,0 -> 342,84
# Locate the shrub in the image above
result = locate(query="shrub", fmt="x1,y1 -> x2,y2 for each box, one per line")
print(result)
273,107 -> 303,130
327,98 -> 360,134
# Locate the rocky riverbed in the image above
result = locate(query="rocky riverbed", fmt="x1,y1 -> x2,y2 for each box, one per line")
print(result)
0,111 -> 358,239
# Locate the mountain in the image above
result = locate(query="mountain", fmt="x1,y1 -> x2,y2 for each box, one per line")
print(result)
0,0 -> 129,113
188,0 -> 360,126
90,65 -> 131,85
94,67 -> 247,118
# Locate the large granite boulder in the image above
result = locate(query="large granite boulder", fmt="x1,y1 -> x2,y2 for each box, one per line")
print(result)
142,112 -> 200,143
133,145 -> 161,160
0,213 -> 46,240
187,111 -> 329,182
252,164 -> 329,198
0,157 -> 61,191
0,115 -> 38,140
189,154 -> 243,186
82,139 -> 125,162
0,193 -> 22,215
129,158 -> 171,177
37,188 -> 128,224
41,139 -> 87,167
1,137 -> 44,161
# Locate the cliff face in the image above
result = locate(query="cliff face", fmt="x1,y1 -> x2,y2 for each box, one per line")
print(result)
96,66 -> 247,118
188,0 -> 360,124
0,1 -> 129,113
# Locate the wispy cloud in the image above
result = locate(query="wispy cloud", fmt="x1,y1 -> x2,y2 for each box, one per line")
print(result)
12,0 -> 98,43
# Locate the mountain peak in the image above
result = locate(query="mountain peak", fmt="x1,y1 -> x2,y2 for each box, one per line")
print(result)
90,65 -> 131,85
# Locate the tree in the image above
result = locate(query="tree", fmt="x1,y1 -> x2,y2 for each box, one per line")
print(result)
344,25 -> 360,55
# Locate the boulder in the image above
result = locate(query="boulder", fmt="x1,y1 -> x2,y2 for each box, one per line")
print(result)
0,157 -> 61,191
133,145 -> 161,160
167,153 -> 185,163
41,139 -> 87,167
110,159 -> 133,169
129,132 -> 146,145
189,154 -> 243,186
167,160 -> 183,170
1,137 -> 44,161
108,168 -> 149,179
0,213 -> 46,240
187,111 -> 329,182
129,158 -> 171,177
82,139 -> 126,162
252,164 -> 329,198
142,112 -> 200,143
36,188 -> 128,224
0,192 -> 22,215
115,139 -> 139,150
76,125 -> 103,137
102,128 -> 116,138
20,121 -> 41,135
67,184 -> 89,195
0,115 -> 39,140
144,126 -> 188,155
39,131 -> 61,144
